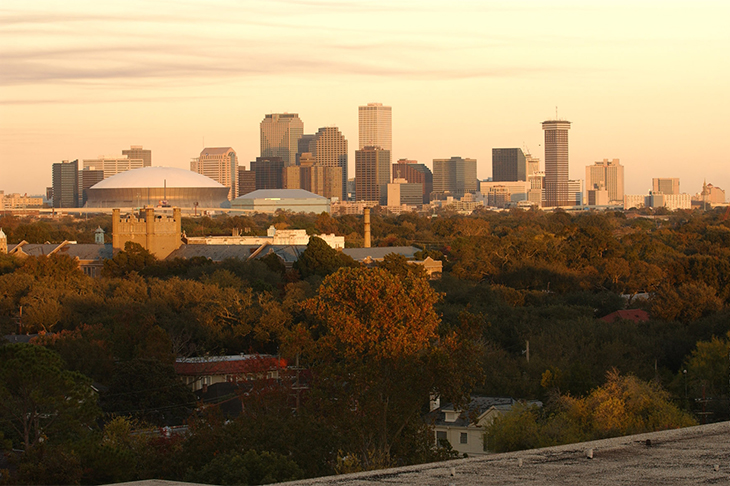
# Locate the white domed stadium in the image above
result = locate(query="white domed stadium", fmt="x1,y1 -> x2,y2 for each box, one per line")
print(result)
85,167 -> 230,208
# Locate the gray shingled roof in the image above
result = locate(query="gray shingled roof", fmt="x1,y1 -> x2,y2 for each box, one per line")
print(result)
8,243 -> 115,260
166,244 -> 306,263
342,246 -> 420,261
428,396 -> 542,428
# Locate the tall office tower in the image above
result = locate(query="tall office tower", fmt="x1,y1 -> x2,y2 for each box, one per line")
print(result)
586,159 -> 624,203
79,168 -> 104,207
392,159 -> 433,204
355,146 -> 391,205
492,148 -> 527,182
311,127 -> 348,200
237,167 -> 256,196
251,157 -> 285,190
542,120 -> 571,207
52,159 -> 79,208
122,145 -> 152,167
359,103 -> 392,163
191,147 -> 238,200
260,113 -> 304,167
432,156 -> 477,198
83,156 -> 145,179
296,134 -> 316,164
652,177 -> 680,195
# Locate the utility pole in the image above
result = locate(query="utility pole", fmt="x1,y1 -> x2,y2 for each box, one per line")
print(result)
522,340 -> 530,363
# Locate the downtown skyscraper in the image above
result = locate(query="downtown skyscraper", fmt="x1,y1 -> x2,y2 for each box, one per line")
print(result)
260,113 -> 304,167
542,119 -> 571,207
355,146 -> 391,205
359,103 -> 392,163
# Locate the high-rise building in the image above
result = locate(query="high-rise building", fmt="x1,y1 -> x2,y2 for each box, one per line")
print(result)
392,159 -> 433,204
83,156 -> 145,179
251,157 -> 285,190
122,145 -> 152,167
237,167 -> 256,197
652,178 -> 680,195
311,127 -> 348,200
387,178 -> 423,208
52,159 -> 79,208
492,148 -> 527,182
191,147 -> 238,200
79,168 -> 104,207
260,113 -> 304,167
586,159 -> 624,203
542,120 -> 571,207
359,103 -> 392,162
432,157 -> 477,198
356,146 -> 391,205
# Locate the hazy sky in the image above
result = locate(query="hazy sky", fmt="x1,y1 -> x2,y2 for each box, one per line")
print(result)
1,0 -> 728,197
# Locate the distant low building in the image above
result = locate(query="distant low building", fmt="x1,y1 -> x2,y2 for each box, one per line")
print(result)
174,355 -> 287,393
231,189 -> 330,214
185,225 -> 345,249
0,193 -> 44,209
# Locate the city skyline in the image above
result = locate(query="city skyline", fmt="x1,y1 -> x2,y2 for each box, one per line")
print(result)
1,1 -> 728,196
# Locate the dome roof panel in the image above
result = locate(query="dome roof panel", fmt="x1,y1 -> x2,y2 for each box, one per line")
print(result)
90,167 -> 225,189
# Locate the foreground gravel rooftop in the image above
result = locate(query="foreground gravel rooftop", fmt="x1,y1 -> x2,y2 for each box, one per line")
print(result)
111,421 -> 730,486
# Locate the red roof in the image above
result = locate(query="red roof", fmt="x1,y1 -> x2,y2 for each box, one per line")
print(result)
599,309 -> 650,323
174,355 -> 287,376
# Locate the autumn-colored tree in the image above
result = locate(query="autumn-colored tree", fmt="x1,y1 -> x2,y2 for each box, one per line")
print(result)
299,267 -> 479,469
486,371 -> 695,453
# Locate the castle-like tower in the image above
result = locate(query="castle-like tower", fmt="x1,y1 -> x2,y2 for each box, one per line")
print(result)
112,207 -> 182,259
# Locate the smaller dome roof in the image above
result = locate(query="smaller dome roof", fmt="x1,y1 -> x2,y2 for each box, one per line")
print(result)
234,189 -> 326,200
91,167 -> 225,189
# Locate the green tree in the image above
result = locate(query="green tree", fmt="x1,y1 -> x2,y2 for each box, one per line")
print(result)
293,236 -> 358,278
101,358 -> 196,426
102,241 -> 157,278
0,344 -> 99,449
185,449 -> 304,485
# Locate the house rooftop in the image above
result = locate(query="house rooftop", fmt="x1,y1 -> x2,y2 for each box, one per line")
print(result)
109,422 -> 730,486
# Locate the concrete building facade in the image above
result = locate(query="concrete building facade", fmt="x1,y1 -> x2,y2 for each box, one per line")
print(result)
79,168 -> 104,207
392,159 -> 433,204
311,127 -> 348,201
191,147 -> 238,201
83,156 -> 145,180
52,159 -> 79,208
542,120 -> 571,207
356,146 -> 391,205
260,113 -> 304,167
358,103 -> 392,159
492,148 -> 527,182
586,159 -> 624,203
250,157 -> 285,190
432,157 -> 477,198
387,178 -> 423,208
653,177 -> 680,195
121,145 -> 152,167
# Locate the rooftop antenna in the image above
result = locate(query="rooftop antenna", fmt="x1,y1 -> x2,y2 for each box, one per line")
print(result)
555,106 -> 558,120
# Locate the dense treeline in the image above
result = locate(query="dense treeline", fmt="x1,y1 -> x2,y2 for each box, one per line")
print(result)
0,207 -> 729,484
